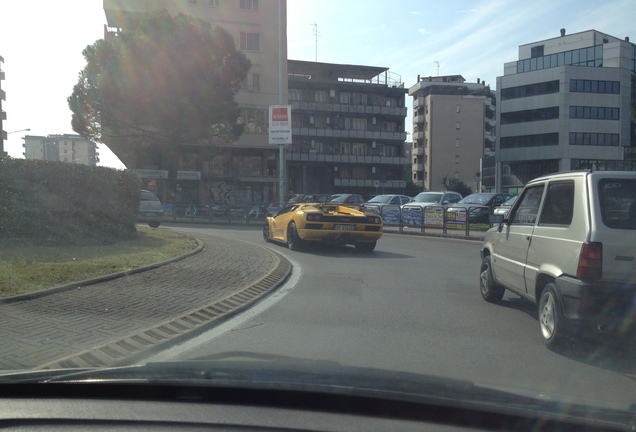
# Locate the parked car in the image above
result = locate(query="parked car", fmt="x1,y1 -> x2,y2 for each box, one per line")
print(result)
364,194 -> 412,207
447,193 -> 513,224
329,193 -> 366,205
492,195 -> 517,216
263,202 -> 382,252
405,191 -> 463,208
137,189 -> 163,228
400,191 -> 463,226
480,171 -> 636,348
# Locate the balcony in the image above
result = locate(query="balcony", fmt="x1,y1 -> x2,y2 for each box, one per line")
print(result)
414,114 -> 425,124
286,152 -> 408,166
413,131 -> 424,140
292,127 -> 407,142
335,178 -> 406,188
413,164 -> 424,172
413,97 -> 425,107
290,101 -> 407,117
414,147 -> 425,156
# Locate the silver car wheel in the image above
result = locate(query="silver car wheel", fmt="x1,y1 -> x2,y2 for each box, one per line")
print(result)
540,291 -> 556,340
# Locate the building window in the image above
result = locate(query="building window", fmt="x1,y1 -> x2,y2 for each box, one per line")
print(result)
315,90 -> 325,102
500,107 -> 559,124
570,79 -> 620,94
501,80 -> 559,100
209,0 -> 219,5
240,32 -> 260,51
456,105 -> 461,113
569,132 -> 620,146
188,0 -> 197,4
289,89 -> 301,101
352,118 -> 367,130
340,142 -> 351,154
571,159 -> 636,171
531,45 -> 544,58
251,73 -> 260,91
569,106 -> 619,120
455,155 -> 460,164
517,44 -> 603,73
501,133 -> 559,149
455,138 -> 460,147
240,0 -> 258,10
352,143 -> 367,155
352,93 -> 367,105
455,121 -> 460,129
339,92 -> 351,104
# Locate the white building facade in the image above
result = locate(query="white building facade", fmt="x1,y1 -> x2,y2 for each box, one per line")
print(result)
496,29 -> 636,194
23,134 -> 99,166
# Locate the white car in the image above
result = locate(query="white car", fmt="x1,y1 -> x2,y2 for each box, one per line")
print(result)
480,171 -> 636,348
138,190 -> 163,228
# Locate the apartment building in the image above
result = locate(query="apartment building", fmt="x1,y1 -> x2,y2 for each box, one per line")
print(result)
496,29 -> 636,194
103,0 -> 287,205
287,60 -> 408,196
409,75 -> 495,193
23,134 -> 99,166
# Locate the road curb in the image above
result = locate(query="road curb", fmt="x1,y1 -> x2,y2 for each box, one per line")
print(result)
35,249 -> 292,370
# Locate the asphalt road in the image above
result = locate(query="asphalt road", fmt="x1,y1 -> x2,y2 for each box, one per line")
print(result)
149,225 -> 636,409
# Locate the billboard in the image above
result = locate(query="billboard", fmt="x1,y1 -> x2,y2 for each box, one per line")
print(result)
268,105 -> 292,145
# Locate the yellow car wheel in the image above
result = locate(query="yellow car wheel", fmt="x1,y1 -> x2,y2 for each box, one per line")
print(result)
287,222 -> 304,251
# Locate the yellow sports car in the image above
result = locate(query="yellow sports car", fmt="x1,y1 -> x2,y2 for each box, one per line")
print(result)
263,202 -> 383,252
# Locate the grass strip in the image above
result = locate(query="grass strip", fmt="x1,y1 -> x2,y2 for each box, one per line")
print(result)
0,227 -> 198,298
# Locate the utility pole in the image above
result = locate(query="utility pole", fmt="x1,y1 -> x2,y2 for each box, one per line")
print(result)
311,23 -> 320,62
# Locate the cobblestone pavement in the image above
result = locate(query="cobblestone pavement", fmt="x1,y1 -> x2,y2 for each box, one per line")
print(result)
0,232 -> 290,370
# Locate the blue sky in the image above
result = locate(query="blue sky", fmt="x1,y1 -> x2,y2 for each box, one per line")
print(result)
1,0 -> 634,168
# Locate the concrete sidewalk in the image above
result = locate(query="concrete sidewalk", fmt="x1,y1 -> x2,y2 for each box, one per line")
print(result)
0,231 -> 291,370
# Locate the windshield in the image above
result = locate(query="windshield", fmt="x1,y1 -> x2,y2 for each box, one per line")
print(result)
458,194 -> 492,205
1,0 -> 635,420
412,193 -> 442,203
367,195 -> 392,204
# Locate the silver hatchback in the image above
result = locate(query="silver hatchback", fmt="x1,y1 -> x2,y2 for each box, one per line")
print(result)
480,171 -> 636,348
138,190 -> 163,228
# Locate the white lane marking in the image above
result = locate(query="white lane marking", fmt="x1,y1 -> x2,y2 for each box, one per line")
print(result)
144,251 -> 301,363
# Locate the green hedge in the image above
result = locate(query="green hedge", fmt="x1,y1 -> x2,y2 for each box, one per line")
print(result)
0,159 -> 141,244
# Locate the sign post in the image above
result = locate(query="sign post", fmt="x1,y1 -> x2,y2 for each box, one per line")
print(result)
268,105 -> 292,204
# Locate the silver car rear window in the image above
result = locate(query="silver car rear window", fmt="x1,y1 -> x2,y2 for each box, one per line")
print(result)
598,179 -> 636,229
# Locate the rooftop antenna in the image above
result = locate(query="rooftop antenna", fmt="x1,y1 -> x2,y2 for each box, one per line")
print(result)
311,23 -> 320,62
434,61 -> 440,76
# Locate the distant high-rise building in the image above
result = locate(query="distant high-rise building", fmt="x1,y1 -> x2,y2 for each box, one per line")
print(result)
409,75 -> 495,193
23,134 -> 99,166
496,29 -> 636,194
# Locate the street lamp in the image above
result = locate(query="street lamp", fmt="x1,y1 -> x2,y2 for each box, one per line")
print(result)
7,128 -> 30,134
1,128 -> 30,158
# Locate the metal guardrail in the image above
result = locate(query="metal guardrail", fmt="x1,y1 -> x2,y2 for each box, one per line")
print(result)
161,201 -> 494,235
363,204 -> 492,237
